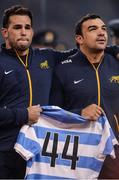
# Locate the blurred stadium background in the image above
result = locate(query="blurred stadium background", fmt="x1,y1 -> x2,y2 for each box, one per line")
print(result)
0,0 -> 119,48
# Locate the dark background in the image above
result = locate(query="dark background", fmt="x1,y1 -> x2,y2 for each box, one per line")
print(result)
0,0 -> 119,48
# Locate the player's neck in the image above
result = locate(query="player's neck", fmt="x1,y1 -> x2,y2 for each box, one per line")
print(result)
81,47 -> 104,64
14,49 -> 28,56
5,42 -> 29,56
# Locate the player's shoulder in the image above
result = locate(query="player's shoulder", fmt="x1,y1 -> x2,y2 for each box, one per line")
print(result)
59,51 -> 80,67
33,47 -> 53,53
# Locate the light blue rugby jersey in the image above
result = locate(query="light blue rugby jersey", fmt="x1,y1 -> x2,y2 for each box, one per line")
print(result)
14,106 -> 118,179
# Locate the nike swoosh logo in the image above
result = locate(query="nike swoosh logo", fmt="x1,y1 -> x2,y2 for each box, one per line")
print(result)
4,70 -> 14,75
74,79 -> 84,84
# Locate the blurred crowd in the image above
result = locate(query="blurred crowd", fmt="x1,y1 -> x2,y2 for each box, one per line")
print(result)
32,29 -> 68,50
108,18 -> 119,45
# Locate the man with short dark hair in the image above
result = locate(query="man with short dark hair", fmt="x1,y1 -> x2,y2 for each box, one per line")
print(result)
0,5 -> 77,179
0,6 -> 119,178
50,14 -> 119,179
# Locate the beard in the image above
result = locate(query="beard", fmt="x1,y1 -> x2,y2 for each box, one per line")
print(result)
90,48 -> 104,53
9,39 -> 31,52
15,44 -> 30,51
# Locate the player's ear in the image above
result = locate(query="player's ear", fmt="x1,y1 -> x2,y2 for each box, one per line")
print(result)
1,28 -> 9,39
75,35 -> 83,45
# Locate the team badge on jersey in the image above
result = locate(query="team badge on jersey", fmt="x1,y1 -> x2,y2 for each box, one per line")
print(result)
40,60 -> 49,69
109,75 -> 119,84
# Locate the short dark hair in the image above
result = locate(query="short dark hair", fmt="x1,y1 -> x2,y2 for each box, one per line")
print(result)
75,14 -> 101,36
2,5 -> 33,28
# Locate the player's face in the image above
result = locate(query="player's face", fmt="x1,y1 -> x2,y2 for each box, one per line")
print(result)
1,15 -> 34,51
76,18 -> 108,52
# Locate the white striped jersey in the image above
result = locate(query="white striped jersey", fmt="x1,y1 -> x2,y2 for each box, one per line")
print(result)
14,106 -> 118,179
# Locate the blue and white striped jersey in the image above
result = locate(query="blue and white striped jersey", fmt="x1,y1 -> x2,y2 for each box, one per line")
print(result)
14,106 -> 118,179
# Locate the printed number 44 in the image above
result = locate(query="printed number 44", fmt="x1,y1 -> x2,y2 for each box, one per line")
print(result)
42,132 -> 79,170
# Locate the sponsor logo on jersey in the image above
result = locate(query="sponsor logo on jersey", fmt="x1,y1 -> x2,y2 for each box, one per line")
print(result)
74,79 -> 84,84
61,59 -> 72,64
4,70 -> 14,75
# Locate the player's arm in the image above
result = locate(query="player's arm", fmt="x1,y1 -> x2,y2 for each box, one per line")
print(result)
51,48 -> 77,64
0,105 -> 42,127
105,45 -> 119,59
50,45 -> 119,65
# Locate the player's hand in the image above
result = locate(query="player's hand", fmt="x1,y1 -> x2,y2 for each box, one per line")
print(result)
81,104 -> 104,121
27,105 -> 42,125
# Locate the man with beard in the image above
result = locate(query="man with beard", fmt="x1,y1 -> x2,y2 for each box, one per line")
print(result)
0,6 -> 119,179
0,5 -> 78,179
50,14 -> 119,179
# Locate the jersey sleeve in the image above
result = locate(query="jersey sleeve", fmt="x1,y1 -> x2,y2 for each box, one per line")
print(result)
14,125 -> 41,161
97,116 -> 118,159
